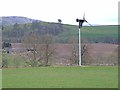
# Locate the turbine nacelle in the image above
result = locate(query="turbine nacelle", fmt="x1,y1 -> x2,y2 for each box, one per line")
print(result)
76,13 -> 92,28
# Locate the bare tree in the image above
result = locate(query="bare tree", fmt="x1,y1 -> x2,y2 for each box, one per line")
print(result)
68,37 -> 78,65
41,34 -> 55,66
68,37 -> 92,66
81,44 -> 92,65
22,33 -> 55,66
22,32 -> 42,67
2,53 -> 8,68
106,46 -> 118,66
80,37 -> 93,65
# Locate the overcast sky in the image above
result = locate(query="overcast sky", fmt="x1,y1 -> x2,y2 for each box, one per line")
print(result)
0,0 -> 119,25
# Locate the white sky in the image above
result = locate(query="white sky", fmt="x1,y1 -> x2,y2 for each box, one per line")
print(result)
0,0 -> 119,25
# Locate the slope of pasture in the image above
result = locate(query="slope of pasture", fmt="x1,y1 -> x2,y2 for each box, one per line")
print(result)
62,25 -> 118,38
58,25 -> 118,43
2,66 -> 118,88
3,23 -> 118,44
81,25 -> 118,38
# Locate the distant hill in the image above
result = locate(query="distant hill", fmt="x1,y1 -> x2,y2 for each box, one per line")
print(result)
1,16 -> 41,26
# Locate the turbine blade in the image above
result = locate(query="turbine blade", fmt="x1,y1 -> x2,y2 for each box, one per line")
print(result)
83,12 -> 85,20
85,20 -> 93,26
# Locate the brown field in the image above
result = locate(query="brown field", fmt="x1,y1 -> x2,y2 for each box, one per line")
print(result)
11,43 -> 118,66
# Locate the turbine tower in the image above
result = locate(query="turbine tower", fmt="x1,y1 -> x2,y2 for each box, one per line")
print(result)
76,13 -> 92,66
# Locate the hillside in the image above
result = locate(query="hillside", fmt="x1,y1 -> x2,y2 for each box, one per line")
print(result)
1,16 -> 41,26
1,16 -> 118,44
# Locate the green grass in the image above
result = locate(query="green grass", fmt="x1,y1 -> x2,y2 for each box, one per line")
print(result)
2,66 -> 118,88
57,25 -> 118,43
0,69 -> 2,89
81,26 -> 118,38
63,25 -> 118,38
2,53 -> 26,68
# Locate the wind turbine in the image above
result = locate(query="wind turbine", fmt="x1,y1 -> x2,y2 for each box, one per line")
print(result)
76,13 -> 92,66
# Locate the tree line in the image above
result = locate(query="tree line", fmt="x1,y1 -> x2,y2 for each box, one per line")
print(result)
2,20 -> 64,43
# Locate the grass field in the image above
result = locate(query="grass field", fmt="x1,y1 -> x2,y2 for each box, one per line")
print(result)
0,69 -> 2,89
62,25 -> 118,38
57,25 -> 118,43
2,66 -> 118,88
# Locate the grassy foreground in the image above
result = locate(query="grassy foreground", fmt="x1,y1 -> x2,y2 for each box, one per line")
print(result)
2,66 -> 118,88
0,69 -> 2,89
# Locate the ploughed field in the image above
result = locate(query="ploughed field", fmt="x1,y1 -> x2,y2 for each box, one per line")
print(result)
10,43 -> 118,65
